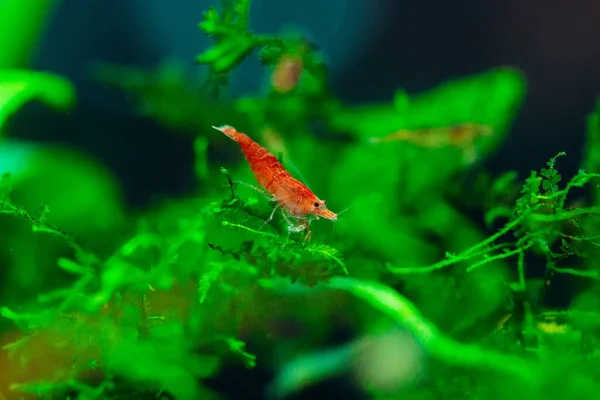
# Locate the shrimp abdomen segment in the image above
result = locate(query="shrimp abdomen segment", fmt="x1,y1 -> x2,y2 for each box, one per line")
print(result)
244,144 -> 287,190
214,125 -> 288,191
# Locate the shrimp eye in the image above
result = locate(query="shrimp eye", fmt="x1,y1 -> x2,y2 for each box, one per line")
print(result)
314,202 -> 320,207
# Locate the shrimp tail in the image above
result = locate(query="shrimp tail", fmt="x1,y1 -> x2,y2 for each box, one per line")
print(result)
213,125 -> 257,156
213,125 -> 288,191
212,125 -> 241,142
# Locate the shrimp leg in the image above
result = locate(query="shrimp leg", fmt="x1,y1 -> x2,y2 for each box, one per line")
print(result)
300,219 -> 312,241
304,228 -> 312,241
259,203 -> 281,231
286,217 -> 312,240
286,214 -> 313,240
235,180 -> 276,201
259,204 -> 307,236
281,208 -> 301,231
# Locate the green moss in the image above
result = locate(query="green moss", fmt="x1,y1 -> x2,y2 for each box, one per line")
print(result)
3,0 -> 600,399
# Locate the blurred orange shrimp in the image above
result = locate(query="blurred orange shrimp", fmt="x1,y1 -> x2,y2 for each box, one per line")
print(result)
370,123 -> 492,146
271,54 -> 304,93
213,125 -> 337,240
370,122 -> 493,162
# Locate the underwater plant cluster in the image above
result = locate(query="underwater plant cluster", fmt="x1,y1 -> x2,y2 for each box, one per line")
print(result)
2,1 -> 600,399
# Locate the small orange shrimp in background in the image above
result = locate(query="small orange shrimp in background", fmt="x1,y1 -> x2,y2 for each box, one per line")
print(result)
213,125 -> 337,240
370,122 -> 492,146
271,54 -> 304,93
370,123 -> 493,162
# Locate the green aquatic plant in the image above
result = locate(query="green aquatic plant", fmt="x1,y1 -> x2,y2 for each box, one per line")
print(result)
3,0 -> 600,399
0,0 -> 61,68
0,70 -> 75,135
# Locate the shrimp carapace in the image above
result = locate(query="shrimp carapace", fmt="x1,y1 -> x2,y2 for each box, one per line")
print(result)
213,125 -> 337,239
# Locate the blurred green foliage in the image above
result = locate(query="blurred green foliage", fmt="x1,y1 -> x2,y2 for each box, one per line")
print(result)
0,70 -> 75,136
0,70 -> 123,312
0,0 -> 60,68
3,1 -> 600,400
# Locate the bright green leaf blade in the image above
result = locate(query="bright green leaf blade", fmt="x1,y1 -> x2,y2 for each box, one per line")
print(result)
326,277 -> 538,381
0,70 -> 76,134
0,0 -> 60,68
326,277 -> 437,343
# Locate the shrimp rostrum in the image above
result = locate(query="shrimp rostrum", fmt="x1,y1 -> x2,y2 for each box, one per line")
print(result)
213,125 -> 337,240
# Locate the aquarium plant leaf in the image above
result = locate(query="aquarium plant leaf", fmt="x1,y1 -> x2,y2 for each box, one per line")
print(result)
266,342 -> 355,399
8,380 -> 68,397
328,67 -> 526,213
196,0 -> 260,73
215,335 -> 256,368
0,0 -> 60,68
327,277 -> 538,381
91,61 -> 248,133
0,142 -> 124,237
196,0 -> 329,102
196,35 -> 256,73
105,322 -> 219,400
331,67 -> 525,142
330,66 -> 526,170
0,70 -> 75,135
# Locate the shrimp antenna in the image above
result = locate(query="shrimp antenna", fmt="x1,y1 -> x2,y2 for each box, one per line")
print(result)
336,203 -> 355,217
279,152 -> 313,191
